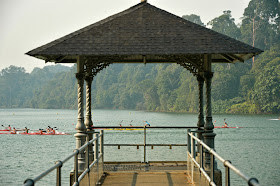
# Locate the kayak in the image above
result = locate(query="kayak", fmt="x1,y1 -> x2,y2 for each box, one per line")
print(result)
105,128 -> 144,131
0,129 -> 10,131
214,126 -> 243,129
0,132 -> 17,134
0,131 -> 70,135
19,132 -> 70,135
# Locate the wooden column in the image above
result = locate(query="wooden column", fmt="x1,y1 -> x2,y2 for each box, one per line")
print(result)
74,56 -> 87,172
202,54 -> 217,171
85,69 -> 94,162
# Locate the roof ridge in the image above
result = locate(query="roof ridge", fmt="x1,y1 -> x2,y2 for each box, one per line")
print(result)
27,2 -> 147,56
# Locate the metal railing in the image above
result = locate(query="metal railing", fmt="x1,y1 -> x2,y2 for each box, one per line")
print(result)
187,129 -> 260,186
94,126 -> 197,162
23,130 -> 104,186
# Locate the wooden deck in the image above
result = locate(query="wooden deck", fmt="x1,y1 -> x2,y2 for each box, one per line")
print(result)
98,162 -> 200,186
78,161 -> 222,186
101,171 -> 196,186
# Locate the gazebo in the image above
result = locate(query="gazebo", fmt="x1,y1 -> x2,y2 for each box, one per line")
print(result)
26,0 -> 262,180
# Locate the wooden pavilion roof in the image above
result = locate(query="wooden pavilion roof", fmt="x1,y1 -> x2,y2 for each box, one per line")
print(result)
26,2 -> 262,70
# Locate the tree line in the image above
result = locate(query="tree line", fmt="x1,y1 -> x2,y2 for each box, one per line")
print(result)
0,0 -> 279,114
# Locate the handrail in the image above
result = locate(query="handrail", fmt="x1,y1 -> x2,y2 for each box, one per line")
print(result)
23,130 -> 104,186
94,126 -> 197,162
93,126 -> 197,129
187,130 -> 260,186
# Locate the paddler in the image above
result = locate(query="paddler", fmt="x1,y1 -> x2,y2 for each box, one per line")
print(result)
24,127 -> 29,133
46,126 -> 51,133
144,121 -> 150,127
7,125 -> 11,131
50,128 -> 55,134
223,118 -> 228,127
11,127 -> 16,134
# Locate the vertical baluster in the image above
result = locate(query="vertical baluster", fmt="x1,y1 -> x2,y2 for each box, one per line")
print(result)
225,160 -> 231,186
191,132 -> 196,183
210,153 -> 215,183
187,129 -> 191,170
56,161 -> 62,186
144,126 -> 146,163
100,130 -> 104,171
74,150 -> 79,184
94,133 -> 99,181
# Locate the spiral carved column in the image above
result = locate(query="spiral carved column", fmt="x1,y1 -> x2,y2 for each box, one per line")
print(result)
203,71 -> 217,171
197,74 -> 205,133
196,74 -> 205,161
75,72 -> 87,173
85,74 -> 94,162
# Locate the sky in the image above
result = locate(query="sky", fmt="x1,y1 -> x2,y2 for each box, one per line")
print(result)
0,0 -> 250,73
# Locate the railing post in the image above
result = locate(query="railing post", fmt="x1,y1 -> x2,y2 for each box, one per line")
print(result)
210,153 -> 215,183
24,179 -> 34,186
187,129 -> 191,153
94,133 -> 99,180
187,129 -> 191,170
224,160 -> 231,186
144,126 -> 147,163
199,142 -> 203,169
55,161 -> 62,186
192,132 -> 196,160
100,130 -> 104,171
86,141 -> 90,170
74,150 -> 79,185
191,132 -> 196,183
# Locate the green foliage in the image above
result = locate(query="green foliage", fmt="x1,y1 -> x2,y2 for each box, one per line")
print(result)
227,102 -> 259,114
182,14 -> 205,26
208,10 -> 241,40
241,0 -> 280,50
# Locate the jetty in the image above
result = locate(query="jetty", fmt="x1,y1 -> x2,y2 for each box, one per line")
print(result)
24,0 -> 262,185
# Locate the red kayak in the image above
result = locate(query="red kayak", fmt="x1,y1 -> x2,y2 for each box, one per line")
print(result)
0,129 -> 10,131
214,126 -> 243,128
0,132 -> 17,134
19,132 -> 70,135
0,131 -> 70,135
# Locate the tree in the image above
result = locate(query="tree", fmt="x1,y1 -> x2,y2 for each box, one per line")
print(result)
252,57 -> 280,113
207,10 -> 241,40
241,0 -> 280,65
182,14 -> 205,26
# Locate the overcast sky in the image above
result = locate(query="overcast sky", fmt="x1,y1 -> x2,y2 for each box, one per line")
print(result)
0,0 -> 250,72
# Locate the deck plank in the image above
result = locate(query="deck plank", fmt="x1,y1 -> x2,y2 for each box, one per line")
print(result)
101,171 -> 196,186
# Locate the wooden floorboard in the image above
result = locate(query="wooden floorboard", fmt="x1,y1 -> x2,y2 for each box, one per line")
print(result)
101,171 -> 197,186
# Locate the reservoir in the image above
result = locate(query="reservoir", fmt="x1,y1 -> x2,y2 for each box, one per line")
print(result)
0,109 -> 279,185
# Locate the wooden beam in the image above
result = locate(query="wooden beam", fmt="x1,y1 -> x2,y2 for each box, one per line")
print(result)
220,54 -> 234,62
228,54 -> 245,62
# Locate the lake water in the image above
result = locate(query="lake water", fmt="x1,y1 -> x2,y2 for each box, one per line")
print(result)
0,109 -> 279,185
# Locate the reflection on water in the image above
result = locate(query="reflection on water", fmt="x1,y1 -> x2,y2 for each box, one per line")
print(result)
0,109 -> 279,185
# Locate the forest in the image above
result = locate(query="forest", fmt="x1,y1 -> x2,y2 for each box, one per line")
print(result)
0,0 -> 279,114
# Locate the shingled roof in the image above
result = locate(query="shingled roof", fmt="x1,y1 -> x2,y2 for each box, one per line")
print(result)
26,2 -> 262,64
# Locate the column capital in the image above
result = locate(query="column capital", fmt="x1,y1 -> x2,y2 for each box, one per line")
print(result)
204,71 -> 213,79
197,74 -> 205,82
75,73 -> 85,80
85,75 -> 93,82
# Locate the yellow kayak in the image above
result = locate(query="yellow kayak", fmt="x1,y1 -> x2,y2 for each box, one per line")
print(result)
104,128 -> 144,131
